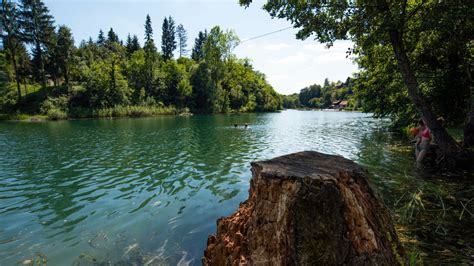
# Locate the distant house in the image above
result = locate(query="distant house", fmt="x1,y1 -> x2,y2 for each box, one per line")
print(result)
332,100 -> 348,109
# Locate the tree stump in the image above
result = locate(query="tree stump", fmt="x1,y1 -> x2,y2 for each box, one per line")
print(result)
203,151 -> 405,265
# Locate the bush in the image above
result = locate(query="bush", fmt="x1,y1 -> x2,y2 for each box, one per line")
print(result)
92,105 -> 178,118
40,96 -> 69,116
46,108 -> 67,120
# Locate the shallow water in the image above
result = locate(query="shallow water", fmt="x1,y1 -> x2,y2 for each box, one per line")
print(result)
0,110 -> 472,265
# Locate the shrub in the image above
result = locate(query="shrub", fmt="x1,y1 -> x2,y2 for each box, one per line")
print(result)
46,108 -> 67,120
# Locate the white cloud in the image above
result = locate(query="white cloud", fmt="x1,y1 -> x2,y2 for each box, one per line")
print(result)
235,38 -> 358,95
269,52 -> 308,64
314,52 -> 348,63
267,74 -> 289,82
302,44 -> 324,52
263,43 -> 292,51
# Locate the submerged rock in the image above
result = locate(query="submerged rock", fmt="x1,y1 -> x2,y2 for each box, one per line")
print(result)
203,151 -> 405,265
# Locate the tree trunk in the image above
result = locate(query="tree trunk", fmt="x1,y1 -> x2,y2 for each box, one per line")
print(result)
36,41 -> 47,93
463,59 -> 474,148
64,65 -> 69,86
204,151 -> 405,265
388,30 -> 462,157
11,52 -> 22,102
464,98 -> 474,148
7,38 -> 21,102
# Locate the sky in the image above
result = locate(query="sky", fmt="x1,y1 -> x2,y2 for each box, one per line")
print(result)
44,0 -> 359,95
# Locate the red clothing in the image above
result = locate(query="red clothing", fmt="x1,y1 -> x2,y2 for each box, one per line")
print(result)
422,128 -> 431,138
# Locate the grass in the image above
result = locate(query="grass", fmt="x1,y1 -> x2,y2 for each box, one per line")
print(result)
89,105 -> 179,119
1,105 -> 181,121
0,113 -> 48,121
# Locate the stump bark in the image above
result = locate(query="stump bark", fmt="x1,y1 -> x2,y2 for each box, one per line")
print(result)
203,151 -> 405,265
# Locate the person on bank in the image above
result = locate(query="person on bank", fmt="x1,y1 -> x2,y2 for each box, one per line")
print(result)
411,119 -> 425,159
416,121 -> 431,166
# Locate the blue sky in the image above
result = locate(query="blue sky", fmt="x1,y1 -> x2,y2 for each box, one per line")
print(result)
44,0 -> 358,95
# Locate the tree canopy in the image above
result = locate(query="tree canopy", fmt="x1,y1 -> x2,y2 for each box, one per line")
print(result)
0,1 -> 282,119
241,0 -> 473,157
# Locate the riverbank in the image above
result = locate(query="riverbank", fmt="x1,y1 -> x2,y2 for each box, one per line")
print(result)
284,107 -> 363,112
0,105 -> 187,122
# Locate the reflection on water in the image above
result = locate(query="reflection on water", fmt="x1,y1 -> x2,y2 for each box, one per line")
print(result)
0,110 -> 472,264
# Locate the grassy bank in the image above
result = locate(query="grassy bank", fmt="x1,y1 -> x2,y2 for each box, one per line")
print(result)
0,105 -> 183,121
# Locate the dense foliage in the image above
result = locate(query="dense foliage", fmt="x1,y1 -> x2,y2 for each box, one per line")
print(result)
0,0 -> 282,119
283,77 -> 360,110
351,2 -> 473,131
241,0 -> 473,153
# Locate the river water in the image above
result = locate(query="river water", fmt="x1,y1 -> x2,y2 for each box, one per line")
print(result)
0,110 -> 472,265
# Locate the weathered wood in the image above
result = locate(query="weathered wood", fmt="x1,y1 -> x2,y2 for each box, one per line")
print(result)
203,151 -> 405,265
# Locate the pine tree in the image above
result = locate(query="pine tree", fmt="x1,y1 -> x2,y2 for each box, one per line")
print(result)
144,14 -> 157,95
176,23 -> 187,58
125,34 -> 141,56
1,0 -> 22,100
18,0 -> 55,90
45,31 -> 59,86
191,30 -> 207,61
131,35 -> 140,51
55,25 -> 74,85
125,34 -> 133,55
107,28 -> 119,44
97,29 -> 105,45
161,16 -> 176,60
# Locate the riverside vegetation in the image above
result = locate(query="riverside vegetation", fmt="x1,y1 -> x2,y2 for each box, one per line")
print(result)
1,1 -> 282,120
249,0 -> 473,162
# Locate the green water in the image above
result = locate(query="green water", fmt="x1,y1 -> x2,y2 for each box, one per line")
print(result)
0,110 -> 472,265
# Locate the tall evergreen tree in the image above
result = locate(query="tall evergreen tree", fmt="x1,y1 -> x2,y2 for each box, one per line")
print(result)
107,27 -> 119,44
97,29 -> 105,46
131,35 -> 140,52
191,30 -> 207,62
16,43 -> 31,95
176,23 -> 187,58
18,0 -> 55,90
55,25 -> 75,85
125,34 -> 132,54
125,34 -> 141,56
161,16 -> 176,60
1,0 -> 22,100
45,31 -> 59,86
143,14 -> 157,95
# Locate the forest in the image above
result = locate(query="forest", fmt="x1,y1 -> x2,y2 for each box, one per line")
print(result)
0,0 -> 282,120
251,0 -> 473,157
282,77 -> 360,110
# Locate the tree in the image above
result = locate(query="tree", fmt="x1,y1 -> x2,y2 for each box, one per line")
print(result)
176,23 -> 188,58
161,16 -> 176,60
15,43 -> 31,95
107,27 -> 119,45
240,0 -> 467,160
55,25 -> 75,85
125,34 -> 132,55
124,49 -> 146,103
1,0 -> 22,101
131,35 -> 140,51
191,30 -> 207,61
143,14 -> 157,96
125,34 -> 140,56
97,29 -> 105,46
19,0 -> 55,90
202,26 -> 239,112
